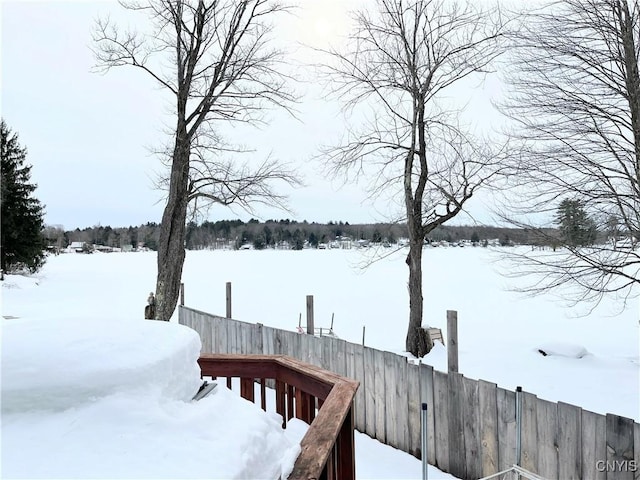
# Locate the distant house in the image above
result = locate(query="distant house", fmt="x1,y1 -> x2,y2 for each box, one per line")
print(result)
67,241 -> 86,253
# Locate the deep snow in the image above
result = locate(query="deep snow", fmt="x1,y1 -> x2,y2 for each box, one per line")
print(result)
2,246 -> 638,479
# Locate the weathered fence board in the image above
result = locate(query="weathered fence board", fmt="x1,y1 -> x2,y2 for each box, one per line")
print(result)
582,409 -> 606,480
373,349 -> 387,444
462,376 -> 481,480
558,401 -> 582,480
395,356 -> 409,453
383,351 -> 398,449
536,398 -> 559,480
407,363 -> 421,458
447,372 -> 466,479
419,363 -> 436,465
496,387 -> 516,472
333,338 -> 347,378
364,346 -> 377,436
352,343 -> 366,432
478,380 -> 499,477
521,391 -> 539,472
606,414 -> 635,480
433,369 -> 450,472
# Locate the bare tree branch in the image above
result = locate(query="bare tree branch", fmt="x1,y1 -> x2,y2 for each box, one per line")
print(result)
498,0 -> 640,305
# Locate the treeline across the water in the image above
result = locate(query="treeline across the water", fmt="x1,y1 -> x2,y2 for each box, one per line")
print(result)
43,219 -> 559,251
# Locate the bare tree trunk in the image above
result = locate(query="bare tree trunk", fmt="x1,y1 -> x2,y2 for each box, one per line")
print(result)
155,129 -> 190,321
406,236 -> 432,357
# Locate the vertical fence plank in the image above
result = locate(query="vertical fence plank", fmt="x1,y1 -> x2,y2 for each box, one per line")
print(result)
201,317 -> 212,353
383,351 -> 398,449
606,414 -> 635,480
234,320 -> 242,354
321,334 -> 331,371
373,349 -> 387,444
193,314 -> 203,352
274,328 -> 283,355
433,369 -> 450,472
447,371 -> 465,479
395,356 -> 409,453
496,387 -> 516,472
310,334 -> 323,367
582,409 -> 606,480
419,364 -> 436,465
364,346 -> 377,438
352,343 -> 366,433
178,307 -> 186,327
334,338 -> 347,378
240,320 -> 249,354
219,318 -> 229,354
262,326 -> 273,356
407,363 -> 421,458
298,333 -> 310,364
255,323 -> 264,354
211,315 -> 221,353
478,380 -> 499,477
462,376 -> 481,479
521,391 -> 538,472
536,398 -> 559,480
558,401 -> 582,480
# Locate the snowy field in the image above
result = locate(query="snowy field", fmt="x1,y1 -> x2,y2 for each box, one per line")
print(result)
2,246 -> 638,478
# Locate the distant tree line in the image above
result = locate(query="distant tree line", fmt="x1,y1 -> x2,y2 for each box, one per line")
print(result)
42,218 -> 609,252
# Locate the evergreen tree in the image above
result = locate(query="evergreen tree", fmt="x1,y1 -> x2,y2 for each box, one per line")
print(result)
1,120 -> 46,273
554,199 -> 597,247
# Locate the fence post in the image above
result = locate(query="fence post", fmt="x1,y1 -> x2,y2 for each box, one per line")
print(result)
422,402 -> 428,480
515,386 -> 522,467
180,283 -> 185,306
226,282 -> 232,318
306,295 -> 314,335
446,310 -> 458,373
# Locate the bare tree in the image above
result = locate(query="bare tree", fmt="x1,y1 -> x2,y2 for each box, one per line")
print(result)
499,0 -> 640,306
320,0 -> 506,357
93,0 -> 298,320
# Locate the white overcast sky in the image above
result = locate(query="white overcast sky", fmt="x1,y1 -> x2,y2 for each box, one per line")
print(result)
1,0 -> 504,230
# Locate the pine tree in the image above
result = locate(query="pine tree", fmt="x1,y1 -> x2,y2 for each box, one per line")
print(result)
554,199 -> 597,247
1,120 -> 46,273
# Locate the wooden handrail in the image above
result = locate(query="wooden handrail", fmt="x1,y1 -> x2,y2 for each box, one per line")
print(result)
197,354 -> 359,480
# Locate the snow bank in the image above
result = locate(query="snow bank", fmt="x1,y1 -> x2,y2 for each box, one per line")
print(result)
1,317 -> 302,479
2,318 -> 203,412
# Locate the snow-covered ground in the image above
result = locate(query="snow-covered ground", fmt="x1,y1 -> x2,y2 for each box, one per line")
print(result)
2,246 -> 638,479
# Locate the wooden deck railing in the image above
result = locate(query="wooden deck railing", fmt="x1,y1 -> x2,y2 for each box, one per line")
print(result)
197,354 -> 359,480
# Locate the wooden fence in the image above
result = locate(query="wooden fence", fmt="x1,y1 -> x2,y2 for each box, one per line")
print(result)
179,306 -> 640,480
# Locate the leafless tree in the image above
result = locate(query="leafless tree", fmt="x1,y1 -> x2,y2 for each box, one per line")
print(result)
498,0 -> 640,306
319,0 -> 507,357
93,0 -> 298,321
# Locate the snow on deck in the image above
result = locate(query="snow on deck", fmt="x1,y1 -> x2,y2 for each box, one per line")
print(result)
1,318 -> 301,479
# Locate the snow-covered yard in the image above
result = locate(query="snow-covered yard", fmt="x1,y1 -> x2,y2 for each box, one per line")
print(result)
2,246 -> 637,479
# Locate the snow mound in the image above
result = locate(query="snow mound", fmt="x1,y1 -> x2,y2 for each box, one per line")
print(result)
1,273 -> 41,290
1,318 -> 203,412
536,342 -> 590,359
